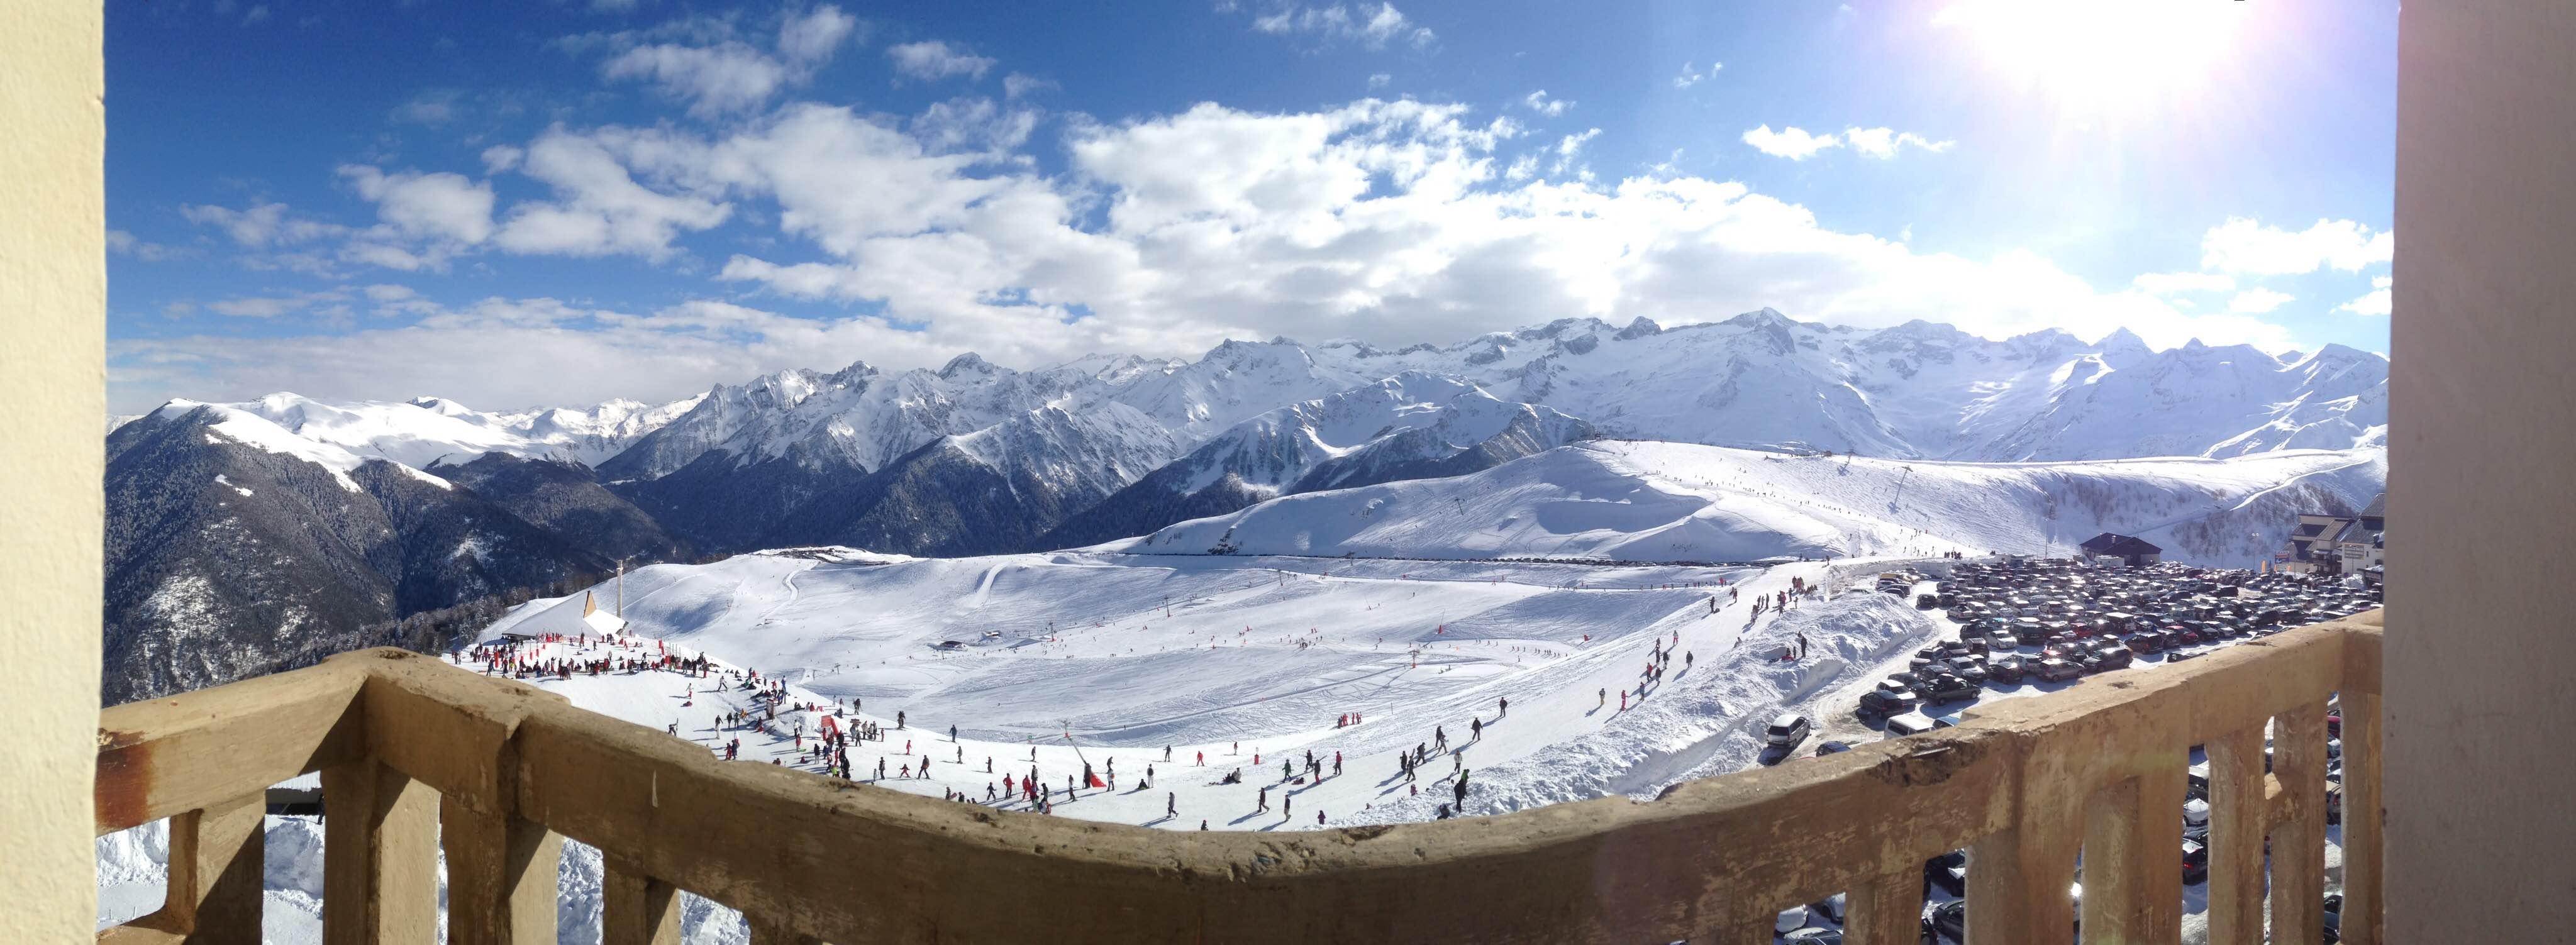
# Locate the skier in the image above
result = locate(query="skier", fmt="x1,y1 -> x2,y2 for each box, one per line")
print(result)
897,710 -> 906,729
1685,651 -> 1693,669
1168,792 -> 1177,817
1599,687 -> 1606,708
1498,696 -> 1507,717
1257,787 -> 1270,812
1470,717 -> 1482,741
1454,768 -> 1471,810
950,724 -> 957,742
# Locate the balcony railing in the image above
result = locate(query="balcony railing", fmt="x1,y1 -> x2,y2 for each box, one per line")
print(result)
94,612 -> 2382,944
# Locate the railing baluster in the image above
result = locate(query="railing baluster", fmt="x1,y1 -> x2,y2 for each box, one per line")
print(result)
603,856 -> 684,945
140,790 -> 267,942
1842,871 -> 1923,945
2079,751 -> 2188,944
2340,690 -> 2384,945
1964,820 -> 2080,944
442,794 -> 563,945
322,758 -> 440,943
2269,700 -> 2330,944
2204,726 -> 2266,944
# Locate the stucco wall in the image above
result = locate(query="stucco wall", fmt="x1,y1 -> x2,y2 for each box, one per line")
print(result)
2389,0 -> 2576,937
0,3 -> 106,937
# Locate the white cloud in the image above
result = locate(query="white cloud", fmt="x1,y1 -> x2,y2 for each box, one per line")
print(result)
1841,126 -> 1953,158
391,90 -> 462,126
107,229 -> 188,262
1367,72 -> 1392,89
179,202 -> 345,247
1672,61 -> 1721,89
1248,3 -> 1434,50
887,40 -> 996,82
338,166 -> 497,245
490,128 -> 732,259
204,289 -> 348,318
603,41 -> 791,116
128,94 -> 2323,411
2227,287 -> 2294,314
1741,124 -> 1840,160
2131,271 -> 2237,294
775,5 -> 858,64
594,7 -> 854,117
1521,90 -> 1573,118
1002,73 -> 1053,99
2337,275 -> 2393,316
2200,216 -> 2394,275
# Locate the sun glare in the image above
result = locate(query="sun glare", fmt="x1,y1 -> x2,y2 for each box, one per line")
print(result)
1934,0 -> 2250,113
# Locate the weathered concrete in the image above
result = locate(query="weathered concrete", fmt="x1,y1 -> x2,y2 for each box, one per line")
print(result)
2391,1 -> 2576,940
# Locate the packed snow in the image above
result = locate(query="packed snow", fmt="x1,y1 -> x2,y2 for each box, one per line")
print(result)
1117,441 -> 2385,567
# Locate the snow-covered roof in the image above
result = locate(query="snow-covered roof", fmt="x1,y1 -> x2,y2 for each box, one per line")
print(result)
582,609 -> 626,635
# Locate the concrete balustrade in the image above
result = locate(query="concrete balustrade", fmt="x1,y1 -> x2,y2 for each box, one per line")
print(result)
93,612 -> 2382,944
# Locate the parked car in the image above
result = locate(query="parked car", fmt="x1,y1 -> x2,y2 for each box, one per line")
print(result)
2182,837 -> 2209,885
1764,714 -> 1812,751
1985,655 -> 2027,683
1924,900 -> 1967,943
1779,927 -> 1842,944
2035,658 -> 2083,682
1858,688 -> 1919,722
1884,712 -> 1938,738
1814,739 -> 1853,757
2094,646 -> 2134,671
1919,675 -> 1980,705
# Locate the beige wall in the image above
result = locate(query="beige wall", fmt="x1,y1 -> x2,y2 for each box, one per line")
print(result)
0,2 -> 106,938
2389,0 -> 2576,937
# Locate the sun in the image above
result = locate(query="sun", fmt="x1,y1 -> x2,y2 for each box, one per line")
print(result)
1933,0 -> 2252,113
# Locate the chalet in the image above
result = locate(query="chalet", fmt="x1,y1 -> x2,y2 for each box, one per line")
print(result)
2077,533 -> 2163,567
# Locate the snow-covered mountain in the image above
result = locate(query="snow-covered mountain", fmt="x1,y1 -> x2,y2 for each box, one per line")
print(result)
1040,372 -> 1594,550
101,402 -> 614,704
757,401 -> 1185,556
1294,312 -> 2386,461
1112,441 -> 2387,566
134,390 -> 704,470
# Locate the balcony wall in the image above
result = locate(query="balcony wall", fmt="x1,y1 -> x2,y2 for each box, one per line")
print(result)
94,613 -> 2382,944
1,1 -> 109,936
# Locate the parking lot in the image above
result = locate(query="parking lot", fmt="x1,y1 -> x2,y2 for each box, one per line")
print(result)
1773,556 -> 2380,942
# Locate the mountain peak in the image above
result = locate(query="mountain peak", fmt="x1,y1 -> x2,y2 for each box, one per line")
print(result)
1724,307 -> 1797,329
1616,317 -> 1663,340
938,352 -> 998,379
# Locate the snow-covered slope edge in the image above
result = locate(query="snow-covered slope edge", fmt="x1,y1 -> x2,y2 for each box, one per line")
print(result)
1110,441 -> 2386,566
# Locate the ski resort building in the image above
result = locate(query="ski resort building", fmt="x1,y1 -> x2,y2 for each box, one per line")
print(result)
2077,532 -> 2163,567
8,5 -> 2574,945
2286,492 -> 2387,577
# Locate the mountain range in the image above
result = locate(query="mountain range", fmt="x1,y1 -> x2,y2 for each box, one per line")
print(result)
101,311 -> 2388,702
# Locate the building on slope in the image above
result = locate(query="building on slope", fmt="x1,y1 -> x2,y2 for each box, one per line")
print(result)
2285,492 -> 2386,578
2077,532 -> 2163,567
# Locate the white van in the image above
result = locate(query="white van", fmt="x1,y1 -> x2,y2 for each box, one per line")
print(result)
1884,712 -> 1937,738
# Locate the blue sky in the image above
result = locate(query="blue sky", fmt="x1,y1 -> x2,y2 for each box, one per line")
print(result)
106,0 -> 2399,414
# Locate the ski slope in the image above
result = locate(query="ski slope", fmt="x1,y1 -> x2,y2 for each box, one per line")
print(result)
1112,441 -> 2385,567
